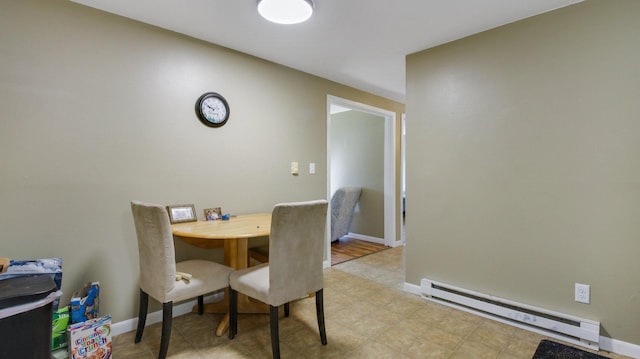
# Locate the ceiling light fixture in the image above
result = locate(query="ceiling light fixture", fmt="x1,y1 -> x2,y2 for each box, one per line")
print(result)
257,0 -> 314,25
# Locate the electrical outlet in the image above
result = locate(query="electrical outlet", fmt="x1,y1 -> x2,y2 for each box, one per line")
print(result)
575,283 -> 590,304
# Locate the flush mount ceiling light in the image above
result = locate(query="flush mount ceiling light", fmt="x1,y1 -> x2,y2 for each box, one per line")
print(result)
257,0 -> 314,25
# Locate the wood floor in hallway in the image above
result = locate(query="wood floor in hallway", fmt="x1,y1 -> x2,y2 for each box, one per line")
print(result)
330,236 -> 387,265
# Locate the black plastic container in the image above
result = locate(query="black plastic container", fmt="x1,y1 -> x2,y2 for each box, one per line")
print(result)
0,275 -> 57,359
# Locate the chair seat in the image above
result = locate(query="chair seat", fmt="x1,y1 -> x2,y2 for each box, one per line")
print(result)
159,259 -> 233,303
229,263 -> 270,305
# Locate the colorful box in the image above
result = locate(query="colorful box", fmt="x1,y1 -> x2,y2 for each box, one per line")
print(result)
70,282 -> 100,324
52,306 -> 70,351
67,315 -> 112,359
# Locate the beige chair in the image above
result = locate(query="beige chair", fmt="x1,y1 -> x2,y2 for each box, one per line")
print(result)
228,200 -> 328,359
247,187 -> 361,264
131,201 -> 234,359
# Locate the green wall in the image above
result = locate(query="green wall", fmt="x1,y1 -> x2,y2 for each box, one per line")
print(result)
406,0 -> 640,345
330,110 -> 385,238
0,0 -> 404,323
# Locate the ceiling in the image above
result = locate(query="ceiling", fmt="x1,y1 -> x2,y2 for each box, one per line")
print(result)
70,0 -> 581,103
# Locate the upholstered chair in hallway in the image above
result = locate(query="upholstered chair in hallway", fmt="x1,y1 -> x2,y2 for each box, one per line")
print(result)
228,200 -> 329,359
330,186 -> 362,242
130,201 -> 234,359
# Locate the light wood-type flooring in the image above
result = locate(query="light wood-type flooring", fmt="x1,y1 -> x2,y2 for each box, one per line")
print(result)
330,236 -> 387,266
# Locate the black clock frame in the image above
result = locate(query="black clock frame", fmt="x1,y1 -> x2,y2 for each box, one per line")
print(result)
195,92 -> 230,128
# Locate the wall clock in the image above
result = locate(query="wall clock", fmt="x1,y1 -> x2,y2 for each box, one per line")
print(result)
195,92 -> 230,127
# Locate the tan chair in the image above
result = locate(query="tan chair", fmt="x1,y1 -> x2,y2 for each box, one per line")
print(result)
228,200 -> 328,359
247,187 -> 360,264
131,201 -> 234,359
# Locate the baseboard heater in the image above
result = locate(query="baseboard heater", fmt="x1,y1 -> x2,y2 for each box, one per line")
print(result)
420,279 -> 600,350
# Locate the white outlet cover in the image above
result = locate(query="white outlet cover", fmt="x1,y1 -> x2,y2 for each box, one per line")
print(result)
575,283 -> 590,304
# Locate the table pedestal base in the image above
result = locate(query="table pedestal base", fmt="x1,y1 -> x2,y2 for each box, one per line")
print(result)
193,289 -> 268,336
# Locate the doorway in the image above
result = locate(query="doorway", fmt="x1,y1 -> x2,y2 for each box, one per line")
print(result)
325,95 -> 398,267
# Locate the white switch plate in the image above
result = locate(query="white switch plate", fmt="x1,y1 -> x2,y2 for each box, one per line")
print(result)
309,162 -> 316,174
291,161 -> 299,175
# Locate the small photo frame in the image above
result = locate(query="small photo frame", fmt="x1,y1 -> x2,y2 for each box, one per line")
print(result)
204,207 -> 222,221
166,204 -> 197,224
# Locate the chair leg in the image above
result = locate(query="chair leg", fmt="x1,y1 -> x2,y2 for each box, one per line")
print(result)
197,295 -> 204,315
134,289 -> 149,343
159,302 -> 173,359
284,302 -> 290,317
315,289 -> 327,345
229,289 -> 238,339
269,305 -> 281,359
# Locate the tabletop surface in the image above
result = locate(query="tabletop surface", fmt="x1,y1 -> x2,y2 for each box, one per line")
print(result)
171,213 -> 271,239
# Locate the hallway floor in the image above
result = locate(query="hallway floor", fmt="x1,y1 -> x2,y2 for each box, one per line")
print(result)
330,236 -> 388,265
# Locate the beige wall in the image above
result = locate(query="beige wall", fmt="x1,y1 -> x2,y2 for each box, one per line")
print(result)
406,0 -> 640,344
330,110 -> 385,238
0,0 -> 404,323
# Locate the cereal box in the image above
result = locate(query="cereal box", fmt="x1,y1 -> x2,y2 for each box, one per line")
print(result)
70,282 -> 100,324
67,315 -> 112,359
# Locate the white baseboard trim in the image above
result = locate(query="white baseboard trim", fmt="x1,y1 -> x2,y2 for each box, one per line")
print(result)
403,281 -> 421,296
345,232 -> 384,244
401,281 -> 640,358
600,336 -> 640,358
111,292 -> 224,337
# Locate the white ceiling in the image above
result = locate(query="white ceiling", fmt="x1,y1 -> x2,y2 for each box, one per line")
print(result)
70,0 -> 581,103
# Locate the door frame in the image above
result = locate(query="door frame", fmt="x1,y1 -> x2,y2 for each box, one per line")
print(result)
325,95 -> 398,267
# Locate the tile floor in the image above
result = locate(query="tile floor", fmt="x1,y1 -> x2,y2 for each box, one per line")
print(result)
113,247 -> 630,358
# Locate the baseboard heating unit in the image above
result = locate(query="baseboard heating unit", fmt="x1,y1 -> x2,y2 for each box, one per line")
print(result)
420,279 -> 600,350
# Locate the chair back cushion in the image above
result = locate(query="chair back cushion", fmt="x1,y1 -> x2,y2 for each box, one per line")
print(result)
131,201 -> 176,301
268,200 -> 328,306
330,187 -> 362,241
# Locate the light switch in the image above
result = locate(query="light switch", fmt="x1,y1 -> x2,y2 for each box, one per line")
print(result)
291,161 -> 299,175
309,162 -> 316,174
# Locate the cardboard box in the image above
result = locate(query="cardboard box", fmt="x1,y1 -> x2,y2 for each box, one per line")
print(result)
67,315 -> 111,359
52,306 -> 70,351
70,282 -> 99,324
52,349 -> 70,359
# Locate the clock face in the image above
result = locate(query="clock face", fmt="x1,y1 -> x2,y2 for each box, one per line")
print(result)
196,92 -> 229,127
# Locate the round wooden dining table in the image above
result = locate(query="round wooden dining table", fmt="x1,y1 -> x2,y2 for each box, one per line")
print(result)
171,213 -> 271,336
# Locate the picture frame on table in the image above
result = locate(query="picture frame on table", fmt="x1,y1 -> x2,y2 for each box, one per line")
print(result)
166,204 -> 197,224
204,207 -> 222,221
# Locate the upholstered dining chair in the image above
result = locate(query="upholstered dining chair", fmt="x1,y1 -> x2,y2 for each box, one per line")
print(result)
130,201 -> 234,359
248,187 -> 360,264
228,200 -> 329,359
